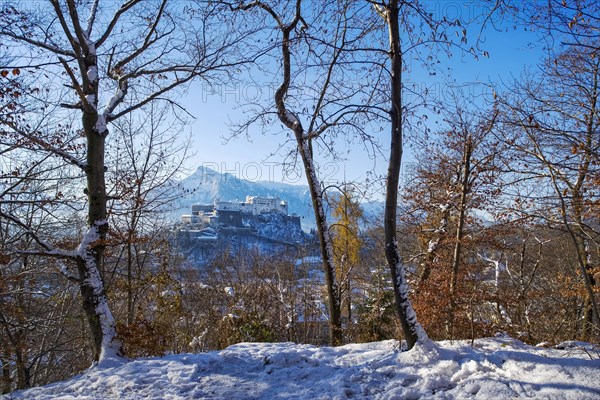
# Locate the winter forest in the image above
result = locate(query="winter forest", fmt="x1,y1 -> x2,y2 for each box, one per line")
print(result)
1,0 -> 600,399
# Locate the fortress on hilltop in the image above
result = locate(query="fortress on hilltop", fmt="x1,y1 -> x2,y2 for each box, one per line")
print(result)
176,195 -> 314,266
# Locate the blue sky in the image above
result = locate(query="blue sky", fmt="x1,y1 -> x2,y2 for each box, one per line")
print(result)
178,2 -> 545,193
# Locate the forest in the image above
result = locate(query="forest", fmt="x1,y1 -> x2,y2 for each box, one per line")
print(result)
0,0 -> 599,395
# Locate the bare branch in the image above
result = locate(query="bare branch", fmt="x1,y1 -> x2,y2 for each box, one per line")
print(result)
95,0 -> 143,48
0,211 -> 76,261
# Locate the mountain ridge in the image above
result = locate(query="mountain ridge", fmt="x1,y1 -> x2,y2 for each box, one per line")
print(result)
174,166 -> 316,229
171,166 -> 384,230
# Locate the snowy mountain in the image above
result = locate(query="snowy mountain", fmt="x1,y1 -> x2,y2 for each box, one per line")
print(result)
170,166 -> 385,230
173,166 -> 316,229
7,336 -> 600,399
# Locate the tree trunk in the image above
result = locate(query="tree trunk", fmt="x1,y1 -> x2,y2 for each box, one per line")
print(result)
127,239 -> 134,325
298,140 -> 342,345
77,54 -> 122,362
346,276 -> 352,324
14,348 -> 29,390
416,202 -> 450,291
576,235 -> 597,341
447,136 -> 473,339
384,0 -> 426,350
269,11 -> 343,346
1,355 -> 10,394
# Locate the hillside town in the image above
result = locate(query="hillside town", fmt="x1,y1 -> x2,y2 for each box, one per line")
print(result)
177,196 -> 313,266
181,195 -> 292,225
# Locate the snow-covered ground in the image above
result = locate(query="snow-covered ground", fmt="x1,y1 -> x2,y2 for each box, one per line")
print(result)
5,335 -> 600,399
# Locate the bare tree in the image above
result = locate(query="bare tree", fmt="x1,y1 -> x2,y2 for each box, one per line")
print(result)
0,0 -> 246,363
232,0 -> 379,345
105,102 -> 190,325
369,0 -> 504,349
401,101 -> 501,339
371,0 -> 430,350
498,43 -> 600,340
520,0 -> 600,52
445,108 -> 498,338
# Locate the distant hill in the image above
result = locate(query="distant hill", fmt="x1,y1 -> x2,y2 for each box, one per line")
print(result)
168,166 -> 384,230
172,166 -> 316,229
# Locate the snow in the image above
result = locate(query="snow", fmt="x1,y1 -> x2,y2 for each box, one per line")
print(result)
85,94 -> 96,105
295,255 -> 322,266
76,222 -> 103,265
87,66 -> 98,83
75,221 -> 122,365
427,238 -> 440,253
104,88 -> 126,114
7,336 -> 599,399
392,250 -> 428,344
285,110 -> 300,126
95,113 -> 107,132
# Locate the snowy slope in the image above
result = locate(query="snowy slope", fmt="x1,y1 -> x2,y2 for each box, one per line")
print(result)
6,336 -> 599,400
243,213 -> 307,243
